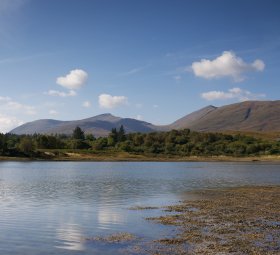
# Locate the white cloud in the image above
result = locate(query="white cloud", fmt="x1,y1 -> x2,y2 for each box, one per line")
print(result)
153,104 -> 159,108
82,101 -> 91,108
49,110 -> 58,116
0,114 -> 23,133
191,51 -> 265,82
0,96 -> 36,115
136,115 -> 143,120
201,87 -> 266,101
56,69 -> 88,90
45,90 -> 77,97
98,94 -> 128,109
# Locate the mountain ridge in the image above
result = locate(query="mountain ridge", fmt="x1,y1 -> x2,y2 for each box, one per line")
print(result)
11,113 -> 158,137
10,100 -> 280,136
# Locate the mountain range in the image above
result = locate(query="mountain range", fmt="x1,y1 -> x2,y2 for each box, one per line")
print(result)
10,100 -> 280,136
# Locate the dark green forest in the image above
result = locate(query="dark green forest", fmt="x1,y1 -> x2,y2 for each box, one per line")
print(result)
0,126 -> 280,158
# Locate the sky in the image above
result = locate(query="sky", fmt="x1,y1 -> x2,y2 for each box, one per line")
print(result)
0,0 -> 280,132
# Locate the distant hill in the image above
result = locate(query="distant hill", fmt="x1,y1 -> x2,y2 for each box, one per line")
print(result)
10,100 -> 280,136
169,100 -> 280,132
10,113 -> 159,137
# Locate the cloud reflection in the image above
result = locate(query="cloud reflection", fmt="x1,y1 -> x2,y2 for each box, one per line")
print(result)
97,206 -> 125,230
55,224 -> 85,251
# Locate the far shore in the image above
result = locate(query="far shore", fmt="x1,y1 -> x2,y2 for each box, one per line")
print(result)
1,152 -> 280,162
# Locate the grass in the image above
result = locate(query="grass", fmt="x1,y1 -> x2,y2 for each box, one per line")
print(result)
1,150 -> 280,162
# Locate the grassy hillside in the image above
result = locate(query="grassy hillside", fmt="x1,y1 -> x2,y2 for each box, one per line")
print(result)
170,100 -> 280,132
9,101 -> 280,137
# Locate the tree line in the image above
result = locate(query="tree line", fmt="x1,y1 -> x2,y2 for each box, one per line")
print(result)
0,125 -> 279,158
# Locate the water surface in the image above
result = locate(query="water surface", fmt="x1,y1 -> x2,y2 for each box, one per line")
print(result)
0,162 -> 279,254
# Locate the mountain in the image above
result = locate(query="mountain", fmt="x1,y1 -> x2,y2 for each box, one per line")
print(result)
169,100 -> 280,132
10,113 -> 158,137
10,100 -> 280,136
169,105 -> 217,130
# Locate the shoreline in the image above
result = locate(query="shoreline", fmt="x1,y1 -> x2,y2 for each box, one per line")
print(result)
87,185 -> 280,254
1,154 -> 280,162
144,185 -> 280,254
106,185 -> 280,254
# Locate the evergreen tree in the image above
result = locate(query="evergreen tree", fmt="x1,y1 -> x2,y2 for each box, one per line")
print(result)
109,128 -> 118,145
118,125 -> 126,142
72,126 -> 85,140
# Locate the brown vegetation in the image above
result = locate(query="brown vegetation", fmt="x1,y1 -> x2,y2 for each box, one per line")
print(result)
146,186 -> 280,254
85,232 -> 137,243
86,186 -> 280,254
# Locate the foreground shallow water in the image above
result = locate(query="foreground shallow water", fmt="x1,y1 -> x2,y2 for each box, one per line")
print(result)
0,162 -> 280,254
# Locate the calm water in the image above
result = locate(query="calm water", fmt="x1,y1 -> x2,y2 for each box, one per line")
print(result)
0,162 -> 280,254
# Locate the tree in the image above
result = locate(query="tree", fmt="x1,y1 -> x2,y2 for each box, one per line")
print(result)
133,133 -> 144,146
93,138 -> 108,150
118,125 -> 126,142
72,126 -> 85,140
85,133 -> 95,141
18,137 -> 34,154
70,139 -> 91,149
109,128 -> 118,146
0,133 -> 7,155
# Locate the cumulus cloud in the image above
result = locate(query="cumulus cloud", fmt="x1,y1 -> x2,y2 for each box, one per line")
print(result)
98,94 -> 128,109
191,51 -> 265,82
0,96 -> 36,115
82,101 -> 91,108
45,90 -> 76,97
201,87 -> 266,101
56,69 -> 88,90
0,114 -> 23,133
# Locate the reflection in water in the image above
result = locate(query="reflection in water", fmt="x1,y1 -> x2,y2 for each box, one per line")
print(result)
0,162 -> 279,254
55,224 -> 85,251
97,206 -> 125,230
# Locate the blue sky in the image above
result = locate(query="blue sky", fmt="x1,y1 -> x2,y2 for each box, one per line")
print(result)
0,0 -> 280,132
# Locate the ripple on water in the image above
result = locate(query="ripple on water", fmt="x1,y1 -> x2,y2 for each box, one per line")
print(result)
0,161 -> 279,254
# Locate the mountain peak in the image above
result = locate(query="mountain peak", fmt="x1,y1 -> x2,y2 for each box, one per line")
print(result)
170,104 -> 217,129
170,100 -> 280,132
82,113 -> 121,123
9,100 -> 280,135
10,112 -> 156,136
207,105 -> 217,109
96,113 -> 114,117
